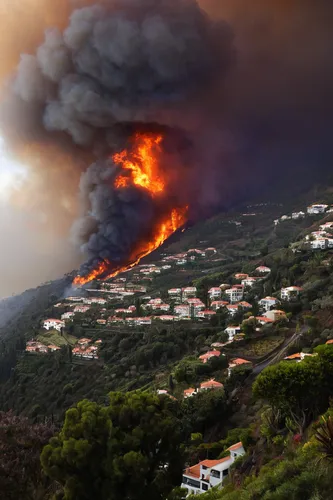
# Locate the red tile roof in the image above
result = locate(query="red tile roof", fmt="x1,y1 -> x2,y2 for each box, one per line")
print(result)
227,441 -> 243,451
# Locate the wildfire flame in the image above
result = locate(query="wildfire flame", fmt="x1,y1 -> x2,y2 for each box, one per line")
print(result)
113,134 -> 165,194
73,133 -> 188,286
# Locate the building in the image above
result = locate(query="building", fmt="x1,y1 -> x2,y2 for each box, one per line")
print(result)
292,211 -> 305,219
259,296 -> 280,312
211,301 -> 228,311
26,341 -> 48,354
168,288 -> 182,298
200,379 -> 223,391
234,273 -> 249,280
226,304 -> 240,316
209,287 -> 222,299
237,301 -> 252,310
284,352 -> 317,362
228,358 -> 252,377
320,222 -> 333,230
280,286 -> 303,301
264,310 -> 287,322
255,266 -> 271,274
241,277 -> 258,288
225,326 -> 241,341
73,305 -> 91,314
43,319 -> 65,332
175,305 -> 191,318
181,442 -> 245,496
61,312 -> 75,320
255,316 -> 274,326
157,315 -> 178,322
225,286 -> 244,303
196,310 -> 216,320
184,388 -> 196,398
199,350 -> 221,364
182,287 -> 197,299
310,238 -> 328,250
307,204 -> 328,215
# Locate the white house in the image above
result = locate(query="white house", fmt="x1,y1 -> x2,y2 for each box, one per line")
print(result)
280,286 -> 303,301
196,310 -> 216,320
61,312 -> 75,320
168,288 -> 182,298
225,325 -> 241,341
292,211 -> 305,219
307,204 -> 328,215
225,286 -> 244,303
259,296 -> 280,312
320,222 -> 333,230
255,266 -> 271,274
241,277 -> 258,288
181,442 -> 245,496
263,310 -> 287,322
209,287 -> 222,299
43,319 -> 65,332
226,304 -> 240,316
182,287 -> 197,299
310,238 -> 328,250
175,305 -> 191,318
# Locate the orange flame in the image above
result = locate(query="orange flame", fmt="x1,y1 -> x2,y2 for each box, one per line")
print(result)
73,132 -> 188,286
113,134 -> 165,195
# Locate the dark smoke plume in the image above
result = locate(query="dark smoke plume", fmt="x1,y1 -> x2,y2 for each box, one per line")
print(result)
0,0 -> 233,275
1,0 -> 333,287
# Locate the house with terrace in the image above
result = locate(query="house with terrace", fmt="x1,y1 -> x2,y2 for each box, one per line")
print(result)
181,442 -> 245,496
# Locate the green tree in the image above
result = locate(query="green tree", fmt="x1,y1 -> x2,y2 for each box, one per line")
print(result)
41,392 -> 185,500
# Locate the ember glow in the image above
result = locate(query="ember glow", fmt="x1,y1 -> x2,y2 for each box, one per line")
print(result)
74,133 -> 188,286
113,134 -> 165,195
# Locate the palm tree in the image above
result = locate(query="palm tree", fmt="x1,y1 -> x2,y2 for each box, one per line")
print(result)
315,416 -> 333,461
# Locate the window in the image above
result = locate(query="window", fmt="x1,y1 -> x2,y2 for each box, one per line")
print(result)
211,470 -> 221,479
202,483 -> 209,491
183,478 -> 200,489
223,468 -> 229,477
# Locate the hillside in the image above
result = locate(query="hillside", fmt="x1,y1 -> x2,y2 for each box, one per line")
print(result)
1,185 -> 333,498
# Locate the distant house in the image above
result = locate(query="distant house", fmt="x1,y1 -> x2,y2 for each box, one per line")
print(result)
61,312 -> 75,320
47,344 -> 61,352
26,341 -> 48,354
320,222 -> 333,230
175,305 -> 191,318
225,326 -> 241,341
280,286 -> 303,301
307,204 -> 328,215
255,316 -> 274,325
306,231 -> 328,241
209,287 -> 222,299
226,304 -> 240,316
263,310 -> 287,322
259,296 -> 280,312
199,350 -> 221,364
196,310 -> 216,320
73,305 -> 91,314
284,352 -> 316,362
310,238 -> 329,250
156,315 -> 177,322
184,388 -> 196,399
181,442 -> 245,496
292,211 -> 305,219
182,287 -> 197,299
234,273 -> 249,280
43,319 -> 65,332
211,301 -> 228,311
237,301 -> 252,310
228,358 -> 252,377
199,379 -> 223,391
225,286 -> 244,303
96,319 -> 107,325
241,277 -> 258,288
255,266 -> 271,274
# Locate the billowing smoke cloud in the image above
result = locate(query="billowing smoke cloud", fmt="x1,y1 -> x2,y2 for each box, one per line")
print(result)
0,0 -> 233,277
0,0 -> 333,289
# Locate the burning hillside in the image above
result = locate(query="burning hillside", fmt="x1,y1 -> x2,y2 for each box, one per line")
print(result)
74,132 -> 188,284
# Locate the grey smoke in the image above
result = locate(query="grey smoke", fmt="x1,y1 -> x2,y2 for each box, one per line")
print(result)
5,0 -> 233,276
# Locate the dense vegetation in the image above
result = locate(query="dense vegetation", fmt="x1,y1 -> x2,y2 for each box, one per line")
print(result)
1,185 -> 333,499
